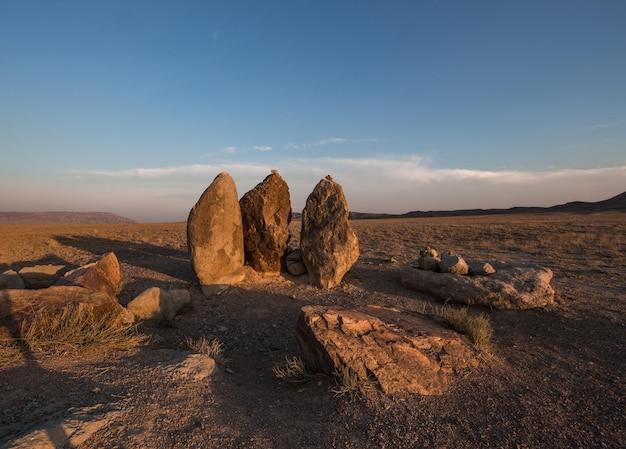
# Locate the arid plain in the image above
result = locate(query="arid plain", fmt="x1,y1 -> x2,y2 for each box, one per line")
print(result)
1,213 -> 624,448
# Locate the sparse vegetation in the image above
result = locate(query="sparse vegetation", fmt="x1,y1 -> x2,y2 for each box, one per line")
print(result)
440,305 -> 493,349
19,305 -> 147,354
273,356 -> 314,385
330,366 -> 378,401
186,336 -> 227,364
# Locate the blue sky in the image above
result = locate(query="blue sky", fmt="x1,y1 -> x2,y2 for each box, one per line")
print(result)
1,1 -> 625,222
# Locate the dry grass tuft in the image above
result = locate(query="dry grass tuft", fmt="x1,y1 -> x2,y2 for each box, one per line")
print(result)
273,356 -> 314,385
20,305 -> 147,354
440,306 -> 493,349
331,366 -> 378,401
186,336 -> 227,364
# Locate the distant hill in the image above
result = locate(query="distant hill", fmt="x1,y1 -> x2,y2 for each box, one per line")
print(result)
347,190 -> 626,220
0,212 -> 137,225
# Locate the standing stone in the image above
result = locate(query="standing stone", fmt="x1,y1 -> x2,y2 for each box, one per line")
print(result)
187,172 -> 245,295
300,175 -> 359,288
239,170 -> 292,274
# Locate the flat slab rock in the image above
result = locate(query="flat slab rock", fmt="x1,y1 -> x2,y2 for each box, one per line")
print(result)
401,261 -> 555,310
296,305 -> 480,395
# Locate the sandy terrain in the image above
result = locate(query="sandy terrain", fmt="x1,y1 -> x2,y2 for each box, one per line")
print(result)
0,213 -> 624,448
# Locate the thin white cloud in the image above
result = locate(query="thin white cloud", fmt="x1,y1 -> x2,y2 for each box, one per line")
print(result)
22,157 -> 626,221
585,119 -> 626,130
220,146 -> 237,154
252,145 -> 272,151
285,137 -> 350,150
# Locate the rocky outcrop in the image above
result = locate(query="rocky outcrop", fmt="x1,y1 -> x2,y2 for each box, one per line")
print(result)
17,264 -> 65,289
0,286 -> 134,340
187,172 -> 246,295
239,170 -> 292,274
300,176 -> 359,288
126,287 -> 191,322
296,305 -> 480,395
56,252 -> 121,297
401,261 -> 555,309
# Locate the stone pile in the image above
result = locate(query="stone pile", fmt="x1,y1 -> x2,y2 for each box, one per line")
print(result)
0,252 -> 193,338
402,247 -> 555,309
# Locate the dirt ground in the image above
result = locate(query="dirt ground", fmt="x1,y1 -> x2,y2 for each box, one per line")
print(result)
0,213 -> 624,448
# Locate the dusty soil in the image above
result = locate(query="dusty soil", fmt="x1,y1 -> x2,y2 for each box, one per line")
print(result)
0,213 -> 624,448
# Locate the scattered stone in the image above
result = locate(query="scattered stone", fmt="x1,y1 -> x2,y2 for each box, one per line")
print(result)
439,253 -> 469,275
156,349 -> 217,382
0,286 -> 134,340
401,261 -> 555,309
17,264 -> 66,289
0,270 -> 25,289
187,172 -> 246,295
468,261 -> 496,276
300,175 -> 359,288
126,287 -> 191,322
286,260 -> 307,276
296,305 -> 480,395
239,170 -> 292,274
420,247 -> 439,258
56,252 -> 121,297
418,256 -> 441,272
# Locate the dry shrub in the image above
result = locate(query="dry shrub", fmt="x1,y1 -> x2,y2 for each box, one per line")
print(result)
186,336 -> 226,364
331,366 -> 378,401
440,306 -> 493,349
273,356 -> 314,385
20,305 -> 147,354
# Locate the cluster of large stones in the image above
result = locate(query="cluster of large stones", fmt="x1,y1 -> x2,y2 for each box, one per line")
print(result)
402,247 -> 555,310
187,171 -> 359,294
0,252 -> 192,340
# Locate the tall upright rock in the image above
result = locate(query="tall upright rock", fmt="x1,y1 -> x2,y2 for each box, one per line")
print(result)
239,170 -> 292,274
187,172 -> 245,295
300,175 -> 359,288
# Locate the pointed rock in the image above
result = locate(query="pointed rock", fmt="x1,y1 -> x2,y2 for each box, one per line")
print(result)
187,173 -> 246,295
239,171 -> 292,274
301,176 -> 359,288
56,252 -> 121,297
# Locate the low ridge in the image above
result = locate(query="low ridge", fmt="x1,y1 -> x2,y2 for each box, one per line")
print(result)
0,212 -> 137,225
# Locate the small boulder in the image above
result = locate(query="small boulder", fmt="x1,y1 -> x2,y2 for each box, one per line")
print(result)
0,270 -> 25,289
420,247 -> 439,258
18,264 -> 66,288
468,261 -> 496,276
418,256 -> 441,272
300,175 -> 359,288
127,287 -> 191,322
439,253 -> 469,275
285,247 -> 303,262
56,252 -> 121,297
240,170 -> 292,274
286,261 -> 307,276
296,305 -> 480,395
187,172 -> 246,295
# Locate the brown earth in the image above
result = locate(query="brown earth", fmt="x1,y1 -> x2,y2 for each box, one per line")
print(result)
0,213 -> 624,448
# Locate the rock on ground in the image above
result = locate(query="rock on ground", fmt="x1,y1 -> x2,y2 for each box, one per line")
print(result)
239,170 -> 292,274
127,287 -> 191,322
0,270 -> 25,289
56,252 -> 121,297
401,261 -> 555,309
0,286 -> 134,340
300,175 -> 359,288
17,265 -> 66,289
296,305 -> 480,395
187,172 -> 246,295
